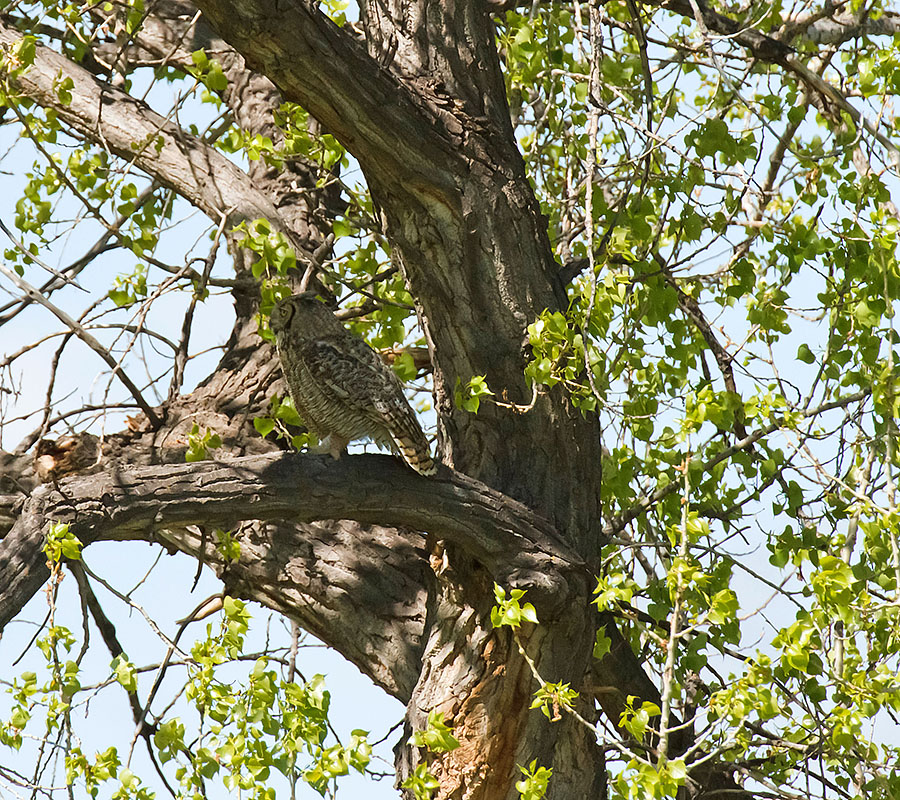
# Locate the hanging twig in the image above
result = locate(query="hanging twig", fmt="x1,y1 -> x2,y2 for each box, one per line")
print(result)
168,211 -> 229,400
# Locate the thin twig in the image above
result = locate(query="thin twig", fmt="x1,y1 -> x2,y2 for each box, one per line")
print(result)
0,263 -> 161,427
168,211 -> 228,400
0,216 -> 87,293
608,390 -> 870,533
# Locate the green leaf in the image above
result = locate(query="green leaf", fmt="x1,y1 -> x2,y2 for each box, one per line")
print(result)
409,712 -> 461,753
516,760 -> 552,799
454,375 -> 494,413
401,764 -> 440,799
254,417 -> 276,437
796,343 -> 815,363
491,585 -> 539,629
43,522 -> 82,562
593,627 -> 611,660
111,656 -> 137,694
689,118 -> 736,161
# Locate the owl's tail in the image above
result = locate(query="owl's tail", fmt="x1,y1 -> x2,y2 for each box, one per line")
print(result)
391,432 -> 437,476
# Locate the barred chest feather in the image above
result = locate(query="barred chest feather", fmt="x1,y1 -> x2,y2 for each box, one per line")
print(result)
277,339 -> 393,449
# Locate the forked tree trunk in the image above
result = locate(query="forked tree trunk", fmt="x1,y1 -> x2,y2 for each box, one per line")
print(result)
190,1 -> 608,796
0,1 -> 620,796
0,0 -> 771,795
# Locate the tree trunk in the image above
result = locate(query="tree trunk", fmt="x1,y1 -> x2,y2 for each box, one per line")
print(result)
0,1 -> 705,796
187,2 -> 608,795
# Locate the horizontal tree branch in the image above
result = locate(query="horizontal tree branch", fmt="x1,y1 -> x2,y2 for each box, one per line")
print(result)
0,452 -> 587,634
486,0 -> 791,61
785,10 -> 900,45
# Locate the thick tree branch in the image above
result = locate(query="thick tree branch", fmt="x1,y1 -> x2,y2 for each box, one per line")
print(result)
0,452 -> 585,634
0,19 -> 298,240
190,0 -> 460,193
662,0 -> 897,159
90,0 -> 346,252
1,451 -> 588,699
487,0 -> 791,61
785,10 -> 900,44
162,518 -> 431,699
659,0 -> 793,61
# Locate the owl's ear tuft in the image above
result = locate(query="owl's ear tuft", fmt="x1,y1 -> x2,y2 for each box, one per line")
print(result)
294,291 -> 329,310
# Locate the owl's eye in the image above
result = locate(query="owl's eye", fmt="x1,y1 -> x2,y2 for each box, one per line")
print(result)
272,302 -> 294,328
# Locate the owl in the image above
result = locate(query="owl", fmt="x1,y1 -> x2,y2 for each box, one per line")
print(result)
269,293 -> 436,476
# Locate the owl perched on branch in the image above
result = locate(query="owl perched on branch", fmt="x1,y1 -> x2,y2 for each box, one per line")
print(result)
270,293 -> 437,476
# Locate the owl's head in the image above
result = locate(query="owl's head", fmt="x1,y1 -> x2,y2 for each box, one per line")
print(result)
270,293 -> 337,337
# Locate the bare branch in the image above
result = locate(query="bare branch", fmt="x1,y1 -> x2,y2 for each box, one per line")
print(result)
0,263 -> 162,427
0,183 -> 156,326
0,216 -> 86,293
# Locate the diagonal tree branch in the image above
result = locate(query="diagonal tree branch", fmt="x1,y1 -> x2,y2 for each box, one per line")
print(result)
0,18 -> 299,240
90,0 -> 348,251
190,0 -> 460,192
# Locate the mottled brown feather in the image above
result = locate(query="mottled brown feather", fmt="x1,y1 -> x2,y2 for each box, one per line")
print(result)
271,294 -> 436,475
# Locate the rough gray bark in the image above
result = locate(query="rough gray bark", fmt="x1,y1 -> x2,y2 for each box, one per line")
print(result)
0,2 -> 608,797
90,0 -> 346,253
191,0 -> 604,536
185,2 -> 608,796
